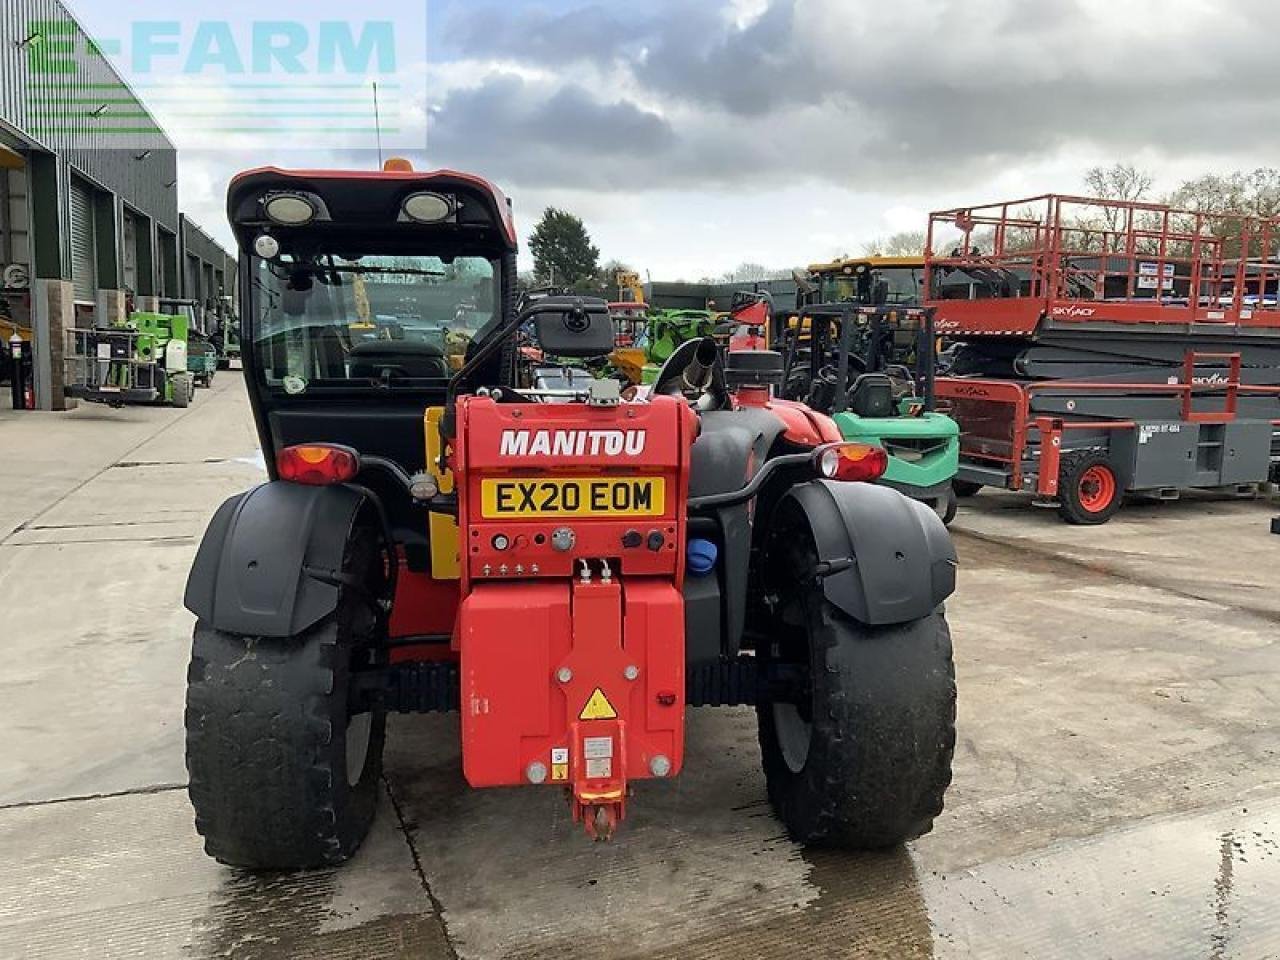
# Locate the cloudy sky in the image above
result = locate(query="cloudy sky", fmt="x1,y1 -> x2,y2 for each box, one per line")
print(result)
69,0 -> 1280,279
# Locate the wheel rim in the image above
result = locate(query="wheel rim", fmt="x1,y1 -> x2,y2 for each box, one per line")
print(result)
345,713 -> 373,786
772,702 -> 811,774
1078,465 -> 1116,513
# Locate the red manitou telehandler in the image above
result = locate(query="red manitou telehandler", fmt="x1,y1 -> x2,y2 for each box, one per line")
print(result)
182,162 -> 957,869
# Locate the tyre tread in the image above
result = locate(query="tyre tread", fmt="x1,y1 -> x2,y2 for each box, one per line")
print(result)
759,598 -> 956,849
184,527 -> 384,870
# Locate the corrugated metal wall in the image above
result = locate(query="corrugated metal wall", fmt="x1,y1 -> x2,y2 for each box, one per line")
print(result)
1,166 -> 30,265
646,279 -> 801,311
180,215 -> 235,302
0,0 -> 178,235
68,173 -> 93,299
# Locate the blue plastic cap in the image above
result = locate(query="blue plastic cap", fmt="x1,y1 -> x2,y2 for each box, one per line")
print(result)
687,538 -> 718,575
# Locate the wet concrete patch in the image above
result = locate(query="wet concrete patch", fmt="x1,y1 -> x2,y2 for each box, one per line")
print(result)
385,707 -> 1280,960
951,490 -> 1280,620
384,710 -> 819,960
0,534 -> 197,806
919,798 -> 1280,959
0,787 -> 449,960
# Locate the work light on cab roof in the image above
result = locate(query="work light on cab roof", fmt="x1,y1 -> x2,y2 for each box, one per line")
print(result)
263,193 -> 318,226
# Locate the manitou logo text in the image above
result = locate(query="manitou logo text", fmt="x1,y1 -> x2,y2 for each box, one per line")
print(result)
1051,305 -> 1097,318
500,429 -> 647,458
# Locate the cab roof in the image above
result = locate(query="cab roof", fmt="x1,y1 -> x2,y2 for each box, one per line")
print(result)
226,166 -> 517,253
808,255 -> 926,273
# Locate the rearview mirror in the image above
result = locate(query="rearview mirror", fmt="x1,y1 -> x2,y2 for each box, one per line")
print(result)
532,296 -> 614,358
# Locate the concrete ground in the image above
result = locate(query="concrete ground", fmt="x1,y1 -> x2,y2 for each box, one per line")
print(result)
1,373 -> 1278,959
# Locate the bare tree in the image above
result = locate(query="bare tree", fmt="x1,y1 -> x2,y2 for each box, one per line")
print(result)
1077,164 -> 1157,250
861,230 -> 927,257
712,262 -> 797,282
1168,169 -> 1280,218
1166,168 -> 1280,259
1083,163 -> 1154,204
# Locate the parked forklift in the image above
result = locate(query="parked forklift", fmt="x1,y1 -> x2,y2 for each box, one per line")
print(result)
777,267 -> 961,522
928,195 -> 1280,524
181,161 -> 957,869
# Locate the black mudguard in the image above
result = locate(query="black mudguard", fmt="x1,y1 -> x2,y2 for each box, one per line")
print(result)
690,408 -> 786,653
184,481 -> 368,638
783,480 -> 956,625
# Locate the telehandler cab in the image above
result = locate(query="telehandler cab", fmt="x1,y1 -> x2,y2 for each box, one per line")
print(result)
182,162 -> 957,869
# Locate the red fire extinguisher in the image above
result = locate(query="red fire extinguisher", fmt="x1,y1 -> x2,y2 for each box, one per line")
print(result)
9,332 -> 32,410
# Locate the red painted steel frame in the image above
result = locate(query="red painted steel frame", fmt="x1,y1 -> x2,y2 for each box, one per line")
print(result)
1181,352 -> 1241,423
934,378 -> 1032,488
924,194 -> 1280,336
1032,418 -> 1137,497
939,349 -> 1280,495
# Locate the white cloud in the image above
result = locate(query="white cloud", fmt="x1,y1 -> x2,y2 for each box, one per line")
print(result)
65,0 -> 1280,278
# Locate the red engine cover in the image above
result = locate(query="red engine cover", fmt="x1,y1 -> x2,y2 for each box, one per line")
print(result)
459,579 -> 685,789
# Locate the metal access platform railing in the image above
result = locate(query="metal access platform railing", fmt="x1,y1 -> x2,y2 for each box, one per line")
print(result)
64,327 -> 163,403
924,194 -> 1280,336
937,349 -> 1280,496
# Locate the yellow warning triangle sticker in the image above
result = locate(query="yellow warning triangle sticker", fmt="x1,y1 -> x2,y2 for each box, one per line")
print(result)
579,687 -> 618,720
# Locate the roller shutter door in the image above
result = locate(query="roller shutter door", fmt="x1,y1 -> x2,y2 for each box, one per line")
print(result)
122,211 -> 137,294
70,177 -> 96,302
185,254 -> 200,302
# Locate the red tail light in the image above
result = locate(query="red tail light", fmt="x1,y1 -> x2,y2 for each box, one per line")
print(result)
813,442 -> 888,482
276,444 -> 360,485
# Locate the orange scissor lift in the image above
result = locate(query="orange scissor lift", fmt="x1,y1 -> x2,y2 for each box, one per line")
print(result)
926,195 -> 1280,523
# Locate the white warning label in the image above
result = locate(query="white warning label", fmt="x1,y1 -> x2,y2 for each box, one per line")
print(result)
586,757 -> 612,779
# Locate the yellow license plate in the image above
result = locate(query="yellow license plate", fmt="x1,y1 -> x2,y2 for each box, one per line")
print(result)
481,477 -> 665,519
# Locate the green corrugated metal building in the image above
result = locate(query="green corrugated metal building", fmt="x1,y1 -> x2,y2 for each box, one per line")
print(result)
0,0 -> 233,409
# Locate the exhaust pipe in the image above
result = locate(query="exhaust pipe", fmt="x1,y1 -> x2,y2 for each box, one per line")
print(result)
681,338 -> 719,394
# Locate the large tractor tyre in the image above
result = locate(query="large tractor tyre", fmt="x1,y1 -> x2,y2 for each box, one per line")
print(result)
952,479 -> 983,498
185,526 -> 387,870
1057,452 -> 1122,525
171,374 -> 191,408
757,534 -> 956,848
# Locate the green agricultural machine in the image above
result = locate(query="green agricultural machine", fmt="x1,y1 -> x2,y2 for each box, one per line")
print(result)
158,298 -> 218,387
639,308 -> 719,383
65,311 -> 196,408
778,301 -> 961,523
